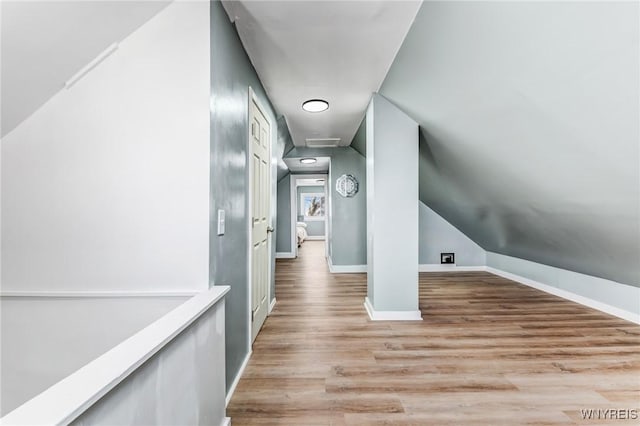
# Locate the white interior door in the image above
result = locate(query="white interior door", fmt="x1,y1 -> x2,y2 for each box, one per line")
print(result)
250,94 -> 271,342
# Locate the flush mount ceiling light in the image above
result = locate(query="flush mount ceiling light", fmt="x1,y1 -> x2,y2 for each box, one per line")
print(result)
300,158 -> 317,164
302,99 -> 329,113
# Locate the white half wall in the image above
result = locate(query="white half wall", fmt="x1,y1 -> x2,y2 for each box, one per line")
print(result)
1,1 -> 210,293
0,295 -> 187,416
67,295 -> 227,426
487,252 -> 640,323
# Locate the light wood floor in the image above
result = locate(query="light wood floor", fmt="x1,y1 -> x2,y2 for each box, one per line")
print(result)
228,241 -> 640,425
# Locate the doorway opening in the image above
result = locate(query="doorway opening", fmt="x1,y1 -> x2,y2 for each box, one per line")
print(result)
289,173 -> 329,259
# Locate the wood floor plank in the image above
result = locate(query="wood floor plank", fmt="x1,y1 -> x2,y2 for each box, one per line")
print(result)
597,389 -> 640,404
227,241 -> 640,425
343,412 -> 575,426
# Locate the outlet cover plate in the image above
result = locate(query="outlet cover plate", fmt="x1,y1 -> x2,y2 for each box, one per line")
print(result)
440,253 -> 455,264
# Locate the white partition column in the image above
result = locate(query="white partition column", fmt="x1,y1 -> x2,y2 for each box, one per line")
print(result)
364,94 -> 421,320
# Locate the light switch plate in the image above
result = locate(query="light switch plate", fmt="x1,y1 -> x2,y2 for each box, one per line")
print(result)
217,209 -> 225,236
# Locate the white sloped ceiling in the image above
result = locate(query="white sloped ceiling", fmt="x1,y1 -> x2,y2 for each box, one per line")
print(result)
1,0 -> 170,137
221,0 -> 421,147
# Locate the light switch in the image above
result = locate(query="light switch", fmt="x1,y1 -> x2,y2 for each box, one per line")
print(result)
217,209 -> 225,235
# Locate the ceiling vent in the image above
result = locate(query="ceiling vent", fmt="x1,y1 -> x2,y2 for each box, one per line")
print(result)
305,138 -> 341,148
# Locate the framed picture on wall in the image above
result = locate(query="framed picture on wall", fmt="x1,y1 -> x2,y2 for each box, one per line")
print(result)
300,193 -> 325,221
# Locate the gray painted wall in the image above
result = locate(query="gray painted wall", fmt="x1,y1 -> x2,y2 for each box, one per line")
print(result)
209,0 -> 281,392
276,116 -> 294,180
328,149 -> 366,266
276,174 -> 292,253
271,117 -> 292,297
296,185 -> 326,237
285,147 -> 367,266
487,252 -> 639,318
349,109 -> 486,268
350,117 -> 366,157
380,1 -> 639,287
302,221 -> 325,237
419,201 -> 486,266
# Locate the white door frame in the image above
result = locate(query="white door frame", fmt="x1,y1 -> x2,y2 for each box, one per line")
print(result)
290,173 -> 329,258
246,86 -> 273,347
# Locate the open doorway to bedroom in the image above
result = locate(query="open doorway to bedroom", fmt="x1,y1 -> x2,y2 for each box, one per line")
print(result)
290,173 -> 329,259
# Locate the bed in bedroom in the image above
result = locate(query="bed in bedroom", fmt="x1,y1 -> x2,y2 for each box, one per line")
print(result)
296,222 -> 308,247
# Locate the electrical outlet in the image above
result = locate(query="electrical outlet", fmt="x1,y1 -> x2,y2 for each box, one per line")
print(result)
440,253 -> 455,264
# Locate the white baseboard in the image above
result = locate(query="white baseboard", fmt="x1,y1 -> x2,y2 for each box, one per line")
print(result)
417,257 -> 639,324
226,350 -> 251,407
329,264 -> 367,273
486,266 -> 640,324
275,252 -> 295,259
269,297 -> 277,314
327,257 -> 367,273
325,262 -> 486,274
363,297 -> 422,321
305,236 -> 325,241
220,417 -> 231,426
0,290 -> 199,298
419,264 -> 485,272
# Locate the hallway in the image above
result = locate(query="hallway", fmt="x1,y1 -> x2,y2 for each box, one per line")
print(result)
227,241 -> 639,425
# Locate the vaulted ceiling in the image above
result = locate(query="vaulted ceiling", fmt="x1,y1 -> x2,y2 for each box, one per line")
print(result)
235,0 -> 639,287
1,0 -> 170,137
380,1 -> 639,286
2,1 -> 637,287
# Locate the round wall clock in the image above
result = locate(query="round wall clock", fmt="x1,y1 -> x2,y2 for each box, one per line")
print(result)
336,174 -> 359,198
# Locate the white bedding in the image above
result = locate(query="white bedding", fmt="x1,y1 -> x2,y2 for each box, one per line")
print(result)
296,222 -> 308,246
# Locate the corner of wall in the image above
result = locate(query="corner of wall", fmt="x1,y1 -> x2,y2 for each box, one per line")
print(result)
418,201 -> 486,267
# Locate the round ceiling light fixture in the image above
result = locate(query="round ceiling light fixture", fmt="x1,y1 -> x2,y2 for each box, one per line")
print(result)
302,99 -> 329,113
300,158 -> 317,164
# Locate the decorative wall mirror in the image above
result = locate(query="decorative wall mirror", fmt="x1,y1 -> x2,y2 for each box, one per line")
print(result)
336,174 -> 359,197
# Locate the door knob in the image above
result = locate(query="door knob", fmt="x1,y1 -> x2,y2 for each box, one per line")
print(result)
267,226 -> 274,233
